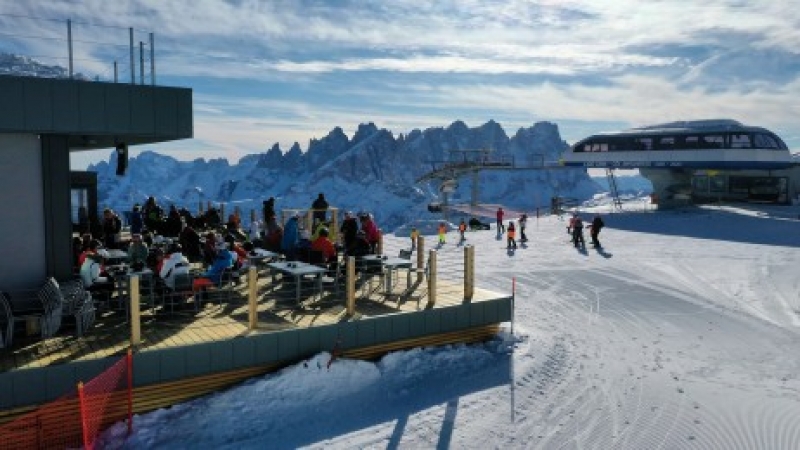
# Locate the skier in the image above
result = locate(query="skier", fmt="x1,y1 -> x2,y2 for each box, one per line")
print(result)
519,213 -> 528,242
590,214 -> 605,247
496,207 -> 505,233
438,222 -> 447,245
572,215 -> 585,248
458,219 -> 467,243
507,221 -> 517,249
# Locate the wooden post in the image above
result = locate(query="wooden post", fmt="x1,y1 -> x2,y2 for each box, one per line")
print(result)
464,245 -> 474,302
306,210 -> 313,230
248,267 -> 258,330
416,236 -> 425,282
427,250 -> 437,307
130,275 -> 141,347
377,229 -> 383,255
346,256 -> 355,316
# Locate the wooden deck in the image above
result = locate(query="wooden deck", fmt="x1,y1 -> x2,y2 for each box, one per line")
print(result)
1,269 -> 501,373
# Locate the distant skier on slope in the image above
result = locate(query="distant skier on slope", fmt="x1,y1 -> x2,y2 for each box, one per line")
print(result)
589,214 -> 604,248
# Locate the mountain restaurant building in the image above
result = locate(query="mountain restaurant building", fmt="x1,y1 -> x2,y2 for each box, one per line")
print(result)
0,74 -> 193,290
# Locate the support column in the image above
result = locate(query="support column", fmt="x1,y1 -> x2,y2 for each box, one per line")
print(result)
427,250 -> 437,307
416,236 -> 425,282
248,267 -> 258,330
346,256 -> 356,315
463,245 -> 474,301
129,276 -> 141,347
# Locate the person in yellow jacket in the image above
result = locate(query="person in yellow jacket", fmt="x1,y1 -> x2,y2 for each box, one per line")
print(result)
410,227 -> 419,251
437,222 -> 447,245
507,221 -> 517,249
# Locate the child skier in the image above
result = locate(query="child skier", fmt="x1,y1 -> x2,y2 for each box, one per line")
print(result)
438,222 -> 447,245
507,221 -> 517,249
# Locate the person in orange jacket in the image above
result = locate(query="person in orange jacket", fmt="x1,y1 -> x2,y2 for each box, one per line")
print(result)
507,221 -> 517,249
437,222 -> 447,245
458,219 -> 467,243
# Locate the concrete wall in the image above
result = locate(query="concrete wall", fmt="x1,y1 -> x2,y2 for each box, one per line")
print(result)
0,134 -> 45,290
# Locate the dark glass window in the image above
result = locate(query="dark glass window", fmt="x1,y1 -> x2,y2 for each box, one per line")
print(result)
729,134 -> 752,148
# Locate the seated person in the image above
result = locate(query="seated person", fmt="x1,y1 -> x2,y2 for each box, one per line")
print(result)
193,241 -> 235,291
347,230 -> 372,258
202,232 -> 219,266
79,252 -> 115,301
127,233 -> 149,271
160,243 -> 191,290
225,235 -> 248,270
78,238 -> 104,267
311,227 -> 337,264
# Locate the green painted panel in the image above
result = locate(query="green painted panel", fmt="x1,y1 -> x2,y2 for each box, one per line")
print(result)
355,319 -> 377,347
105,85 -> 132,131
159,347 -> 188,381
77,82 -> 107,133
183,344 -> 212,378
0,77 -> 24,130
253,334 -> 279,365
43,364 -> 77,400
277,329 -> 300,360
133,350 -> 162,386
207,341 -> 234,373
22,78 -> 52,130
232,338 -> 256,368
154,89 -> 178,135
11,369 -> 47,405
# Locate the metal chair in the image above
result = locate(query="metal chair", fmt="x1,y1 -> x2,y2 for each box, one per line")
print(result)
59,279 -> 95,337
163,273 -> 196,314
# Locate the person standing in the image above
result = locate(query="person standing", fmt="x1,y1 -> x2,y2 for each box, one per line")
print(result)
496,207 -> 505,233
129,204 -> 144,235
590,214 -> 605,247
340,211 -> 359,255
102,208 -> 122,249
458,219 -> 467,243
572,215 -> 585,248
507,221 -> 517,249
410,226 -> 419,252
519,213 -> 528,242
311,193 -> 329,225
437,222 -> 447,245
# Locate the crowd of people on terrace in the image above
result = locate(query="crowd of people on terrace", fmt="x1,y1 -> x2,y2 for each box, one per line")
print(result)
72,193 -> 385,305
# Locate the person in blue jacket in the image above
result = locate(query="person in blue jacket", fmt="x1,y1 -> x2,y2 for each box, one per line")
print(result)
281,215 -> 300,260
193,240 -> 234,291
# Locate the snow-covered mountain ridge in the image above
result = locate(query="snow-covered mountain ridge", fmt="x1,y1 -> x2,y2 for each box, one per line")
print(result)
0,51 -> 650,230
90,120 -> 637,230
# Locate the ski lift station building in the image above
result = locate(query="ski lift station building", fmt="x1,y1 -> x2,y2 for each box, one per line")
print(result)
561,119 -> 800,208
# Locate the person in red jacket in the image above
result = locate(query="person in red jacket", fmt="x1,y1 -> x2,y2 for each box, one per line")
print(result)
496,207 -> 505,233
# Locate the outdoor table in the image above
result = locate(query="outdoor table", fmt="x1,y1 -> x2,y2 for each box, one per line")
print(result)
266,261 -> 326,306
247,248 -> 280,269
380,257 -> 414,295
359,255 -> 413,296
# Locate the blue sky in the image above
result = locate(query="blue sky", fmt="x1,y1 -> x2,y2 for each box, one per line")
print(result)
2,1 -> 799,170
